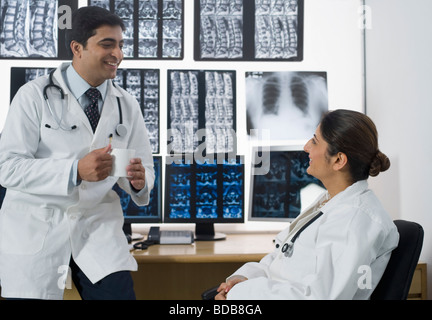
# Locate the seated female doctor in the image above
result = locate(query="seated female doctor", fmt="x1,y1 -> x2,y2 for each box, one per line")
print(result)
216,109 -> 399,300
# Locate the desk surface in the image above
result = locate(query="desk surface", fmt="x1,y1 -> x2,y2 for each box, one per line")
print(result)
132,233 -> 277,264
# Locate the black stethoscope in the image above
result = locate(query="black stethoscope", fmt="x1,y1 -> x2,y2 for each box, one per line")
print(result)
43,70 -> 128,137
278,211 -> 324,258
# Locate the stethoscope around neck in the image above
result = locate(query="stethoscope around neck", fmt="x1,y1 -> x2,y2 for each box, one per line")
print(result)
43,70 -> 128,137
278,211 -> 324,258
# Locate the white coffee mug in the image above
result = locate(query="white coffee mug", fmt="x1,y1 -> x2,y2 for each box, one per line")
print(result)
110,148 -> 136,177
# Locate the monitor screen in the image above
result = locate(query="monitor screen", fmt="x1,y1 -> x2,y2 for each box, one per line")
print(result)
164,155 -> 244,240
249,146 -> 325,222
113,156 -> 162,238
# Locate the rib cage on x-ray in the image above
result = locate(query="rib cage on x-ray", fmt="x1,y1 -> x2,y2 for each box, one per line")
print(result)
168,70 -> 235,154
246,71 -> 328,140
0,0 -> 58,58
261,74 -> 308,115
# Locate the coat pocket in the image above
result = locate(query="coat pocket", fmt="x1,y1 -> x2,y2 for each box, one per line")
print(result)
0,204 -> 53,255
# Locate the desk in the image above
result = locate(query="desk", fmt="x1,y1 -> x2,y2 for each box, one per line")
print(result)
62,233 -> 427,300
64,233 -> 275,300
132,233 -> 275,300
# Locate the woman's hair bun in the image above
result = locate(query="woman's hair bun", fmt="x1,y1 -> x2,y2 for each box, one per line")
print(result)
369,150 -> 390,177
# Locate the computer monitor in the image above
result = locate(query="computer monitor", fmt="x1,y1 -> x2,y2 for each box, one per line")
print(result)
249,145 -> 325,222
164,154 -> 244,241
113,156 -> 162,239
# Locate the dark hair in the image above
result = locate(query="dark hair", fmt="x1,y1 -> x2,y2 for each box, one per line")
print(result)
320,109 -> 390,182
65,6 -> 125,57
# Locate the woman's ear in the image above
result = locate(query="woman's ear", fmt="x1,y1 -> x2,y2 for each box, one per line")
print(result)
333,152 -> 348,171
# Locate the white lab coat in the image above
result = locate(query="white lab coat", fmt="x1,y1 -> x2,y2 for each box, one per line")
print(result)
0,62 -> 155,299
227,180 -> 399,300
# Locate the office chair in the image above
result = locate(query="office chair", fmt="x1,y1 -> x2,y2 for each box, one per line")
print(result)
202,220 -> 424,300
371,219 -> 424,300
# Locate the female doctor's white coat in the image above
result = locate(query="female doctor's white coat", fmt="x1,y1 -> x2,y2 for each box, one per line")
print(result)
226,180 -> 399,300
0,63 -> 155,299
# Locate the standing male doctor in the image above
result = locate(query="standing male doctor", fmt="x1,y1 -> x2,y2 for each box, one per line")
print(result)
0,6 -> 154,300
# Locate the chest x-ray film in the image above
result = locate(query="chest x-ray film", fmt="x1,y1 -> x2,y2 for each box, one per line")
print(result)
246,71 -> 328,140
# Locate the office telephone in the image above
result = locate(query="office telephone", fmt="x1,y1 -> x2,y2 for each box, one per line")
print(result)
133,227 -> 194,250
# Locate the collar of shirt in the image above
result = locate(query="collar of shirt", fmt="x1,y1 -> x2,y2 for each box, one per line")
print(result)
64,63 -> 108,113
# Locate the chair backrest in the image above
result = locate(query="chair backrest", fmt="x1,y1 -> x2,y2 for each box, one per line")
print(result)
371,219 -> 424,300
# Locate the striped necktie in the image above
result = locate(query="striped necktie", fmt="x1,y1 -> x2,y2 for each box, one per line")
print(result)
84,88 -> 101,133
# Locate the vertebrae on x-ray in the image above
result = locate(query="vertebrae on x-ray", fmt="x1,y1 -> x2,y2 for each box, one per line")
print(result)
200,0 -> 243,59
255,0 -> 298,59
200,0 -> 299,60
0,0 -> 57,57
169,70 -> 235,154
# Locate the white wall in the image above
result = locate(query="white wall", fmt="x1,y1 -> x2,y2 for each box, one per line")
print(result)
365,0 -> 432,298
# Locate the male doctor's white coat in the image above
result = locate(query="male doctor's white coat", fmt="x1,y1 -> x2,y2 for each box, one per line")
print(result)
0,63 -> 155,299
226,180 -> 399,300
